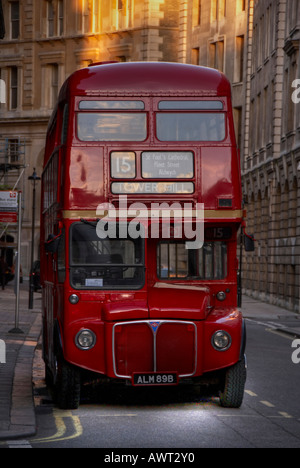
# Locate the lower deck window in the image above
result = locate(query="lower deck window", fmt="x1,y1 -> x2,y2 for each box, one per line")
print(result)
70,223 -> 144,289
157,241 -> 227,280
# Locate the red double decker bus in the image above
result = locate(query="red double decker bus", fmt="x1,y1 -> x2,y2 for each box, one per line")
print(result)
41,62 -> 251,409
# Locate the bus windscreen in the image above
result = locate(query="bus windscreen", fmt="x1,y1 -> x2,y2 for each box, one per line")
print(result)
70,223 -> 145,289
157,241 -> 227,280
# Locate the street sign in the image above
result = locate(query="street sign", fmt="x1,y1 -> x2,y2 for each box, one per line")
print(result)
0,213 -> 18,223
0,191 -> 18,210
0,191 -> 18,223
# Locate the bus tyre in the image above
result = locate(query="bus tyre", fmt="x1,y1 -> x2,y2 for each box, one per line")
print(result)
54,356 -> 81,410
219,356 -> 247,408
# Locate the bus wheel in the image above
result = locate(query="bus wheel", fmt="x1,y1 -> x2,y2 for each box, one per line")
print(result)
219,355 -> 247,408
54,356 -> 81,410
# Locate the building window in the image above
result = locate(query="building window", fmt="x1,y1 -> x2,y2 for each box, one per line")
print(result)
115,55 -> 127,62
233,107 -> 242,150
7,138 -> 20,163
48,1 -> 55,37
51,64 -> 59,108
117,0 -> 124,29
219,0 -> 226,18
9,66 -> 18,110
100,0 -> 133,32
211,0 -> 226,21
82,0 -> 90,33
209,40 -> 224,72
0,68 -> 5,106
92,0 -> 100,32
255,93 -> 261,150
111,0 -> 134,31
81,0 -> 101,33
191,47 -> 200,65
58,0 -> 64,35
235,35 -> 244,82
11,1 -> 20,39
193,0 -> 202,26
237,0 -> 245,13
127,0 -> 133,28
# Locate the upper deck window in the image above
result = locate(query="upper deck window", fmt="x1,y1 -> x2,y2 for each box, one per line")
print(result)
77,100 -> 146,142
79,100 -> 145,110
158,101 -> 223,110
156,113 -> 225,142
157,100 -> 225,142
77,113 -> 147,141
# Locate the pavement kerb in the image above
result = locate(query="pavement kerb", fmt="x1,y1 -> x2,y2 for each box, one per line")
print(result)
242,295 -> 300,338
0,313 -> 42,441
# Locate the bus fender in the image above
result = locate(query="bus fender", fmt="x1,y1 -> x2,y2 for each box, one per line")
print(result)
239,318 -> 246,360
53,319 -> 64,357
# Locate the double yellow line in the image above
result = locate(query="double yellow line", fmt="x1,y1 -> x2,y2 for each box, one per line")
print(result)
32,409 -> 83,445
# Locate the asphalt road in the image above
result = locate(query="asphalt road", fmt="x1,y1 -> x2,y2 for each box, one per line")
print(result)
4,316 -> 300,450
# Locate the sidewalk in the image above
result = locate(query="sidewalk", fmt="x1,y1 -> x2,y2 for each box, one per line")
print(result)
0,284 -> 299,442
242,295 -> 300,337
0,283 -> 41,440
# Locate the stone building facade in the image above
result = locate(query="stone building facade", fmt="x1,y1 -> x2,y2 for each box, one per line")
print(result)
242,0 -> 300,311
0,0 -> 180,275
183,0 -> 249,167
0,0 -> 300,312
181,0 -> 300,311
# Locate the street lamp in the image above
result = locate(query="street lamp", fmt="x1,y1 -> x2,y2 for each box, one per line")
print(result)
28,168 -> 41,310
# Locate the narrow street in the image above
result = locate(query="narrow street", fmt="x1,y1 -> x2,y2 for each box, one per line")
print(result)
0,0 -> 300,457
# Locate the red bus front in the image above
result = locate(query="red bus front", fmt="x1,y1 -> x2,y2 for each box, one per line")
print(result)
41,62 -> 248,409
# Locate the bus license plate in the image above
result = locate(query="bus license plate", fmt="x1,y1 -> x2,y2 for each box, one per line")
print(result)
133,372 -> 178,386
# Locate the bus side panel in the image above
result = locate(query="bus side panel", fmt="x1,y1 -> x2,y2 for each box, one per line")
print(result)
62,319 -> 106,374
66,147 -> 105,210
201,147 -> 242,210
61,295 -> 106,374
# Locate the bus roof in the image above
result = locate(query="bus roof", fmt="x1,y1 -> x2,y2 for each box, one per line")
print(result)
59,62 -> 232,101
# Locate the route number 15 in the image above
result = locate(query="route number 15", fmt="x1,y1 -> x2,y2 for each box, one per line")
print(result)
111,152 -> 136,178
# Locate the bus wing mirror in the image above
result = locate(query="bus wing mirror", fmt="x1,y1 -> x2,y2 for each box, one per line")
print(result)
244,233 -> 255,252
45,234 -> 61,254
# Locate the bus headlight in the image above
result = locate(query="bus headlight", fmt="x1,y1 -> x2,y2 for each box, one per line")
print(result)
75,329 -> 96,350
211,330 -> 231,351
69,294 -> 79,305
216,291 -> 226,301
